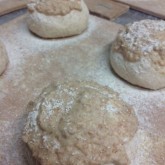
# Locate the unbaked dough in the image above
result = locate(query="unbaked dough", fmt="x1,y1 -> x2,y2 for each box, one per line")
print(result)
22,81 -> 138,165
27,0 -> 89,38
110,19 -> 165,90
0,40 -> 8,76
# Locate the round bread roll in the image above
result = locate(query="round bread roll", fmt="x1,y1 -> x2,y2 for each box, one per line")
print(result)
0,40 -> 8,76
27,0 -> 89,38
22,81 -> 138,165
110,19 -> 165,90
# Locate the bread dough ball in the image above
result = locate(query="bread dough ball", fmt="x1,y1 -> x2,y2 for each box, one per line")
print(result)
0,40 -> 8,76
110,19 -> 165,90
22,81 -> 138,165
27,0 -> 89,38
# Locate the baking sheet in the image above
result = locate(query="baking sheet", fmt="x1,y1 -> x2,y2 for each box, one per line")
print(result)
0,14 -> 165,165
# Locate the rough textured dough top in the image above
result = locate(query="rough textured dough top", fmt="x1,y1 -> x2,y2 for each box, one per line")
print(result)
26,0 -> 89,38
28,0 -> 82,16
0,40 -> 8,76
112,19 -> 165,73
22,81 -> 138,165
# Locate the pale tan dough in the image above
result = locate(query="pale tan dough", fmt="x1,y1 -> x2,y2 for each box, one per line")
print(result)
128,129 -> 165,165
0,40 -> 8,76
110,19 -> 165,90
27,0 -> 89,38
22,81 -> 138,165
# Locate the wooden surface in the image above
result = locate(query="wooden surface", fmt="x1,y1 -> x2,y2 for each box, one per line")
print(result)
85,0 -> 129,20
0,0 -> 129,20
0,0 -> 27,16
0,14 -> 165,165
0,14 -> 123,165
114,0 -> 165,19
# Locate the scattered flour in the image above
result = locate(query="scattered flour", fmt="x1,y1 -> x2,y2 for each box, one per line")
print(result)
113,19 -> 165,65
0,14 -> 165,165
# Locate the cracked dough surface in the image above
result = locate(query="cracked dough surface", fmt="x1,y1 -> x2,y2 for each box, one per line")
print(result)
27,0 -> 89,38
0,40 -> 8,76
110,19 -> 165,90
22,81 -> 138,165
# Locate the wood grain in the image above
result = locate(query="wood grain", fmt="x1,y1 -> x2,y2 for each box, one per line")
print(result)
114,0 -> 165,19
85,0 -> 129,20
